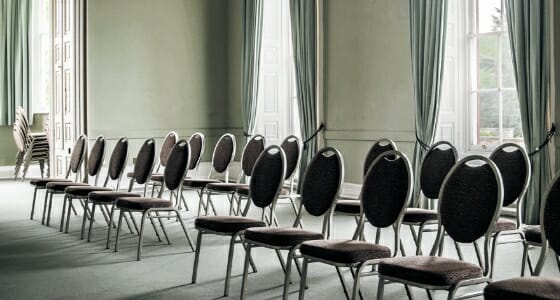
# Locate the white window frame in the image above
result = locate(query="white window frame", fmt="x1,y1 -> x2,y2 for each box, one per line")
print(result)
30,0 -> 51,114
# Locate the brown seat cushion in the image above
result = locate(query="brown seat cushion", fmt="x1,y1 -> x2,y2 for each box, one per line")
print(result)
403,208 -> 438,224
183,178 -> 221,188
206,182 -> 249,193
484,277 -> 560,300
335,200 -> 361,215
150,173 -> 164,183
89,191 -> 141,203
65,186 -> 112,197
30,178 -> 72,187
378,256 -> 483,286
126,171 -> 134,178
524,226 -> 542,244
495,218 -> 517,232
236,186 -> 289,197
195,216 -> 265,234
244,227 -> 323,247
116,197 -> 173,210
300,239 -> 391,264
46,182 -> 90,192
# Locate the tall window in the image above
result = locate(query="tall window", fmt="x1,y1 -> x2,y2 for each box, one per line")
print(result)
256,0 -> 299,146
437,0 -> 522,153
469,0 -> 521,150
30,0 -> 51,114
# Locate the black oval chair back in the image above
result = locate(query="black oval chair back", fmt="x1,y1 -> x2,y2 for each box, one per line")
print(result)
420,141 -> 458,199
250,145 -> 286,208
133,138 -> 156,185
188,132 -> 205,171
212,133 -> 236,173
159,131 -> 178,167
241,134 -> 266,177
489,143 -> 530,207
363,138 -> 397,177
108,137 -> 129,180
280,135 -> 302,180
69,135 -> 88,174
543,172 -> 560,256
362,150 -> 413,228
163,139 -> 191,192
87,136 -> 106,177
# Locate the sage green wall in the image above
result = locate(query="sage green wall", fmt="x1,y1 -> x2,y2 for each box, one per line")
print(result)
87,0 -> 238,160
323,0 -> 415,183
0,114 -> 48,166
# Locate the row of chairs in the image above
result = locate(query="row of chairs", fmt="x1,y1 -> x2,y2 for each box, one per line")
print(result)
13,107 -> 49,180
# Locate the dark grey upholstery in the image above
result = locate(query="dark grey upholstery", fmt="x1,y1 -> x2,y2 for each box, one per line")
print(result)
213,134 -> 235,173
484,276 -> 560,300
402,208 -> 438,223
30,178 -> 71,187
420,144 -> 457,199
490,146 -> 528,206
300,240 -> 391,264
543,176 -> 560,254
183,178 -> 220,188
133,138 -> 156,184
188,133 -> 204,170
250,146 -> 286,208
334,200 -> 361,214
89,191 -> 140,203
160,132 -> 178,167
65,186 -> 112,197
236,185 -> 289,197
241,135 -> 265,176
117,197 -> 172,210
301,148 -> 343,217
108,137 -> 129,180
163,139 -> 190,191
205,182 -> 248,192
244,227 -> 323,247
524,226 -> 542,244
363,141 -> 396,177
195,216 -> 266,234
495,218 -> 516,232
46,182 -> 89,191
440,161 -> 501,243
87,136 -> 106,176
362,153 -> 410,228
280,136 -> 300,179
379,256 -> 483,286
69,135 -> 87,173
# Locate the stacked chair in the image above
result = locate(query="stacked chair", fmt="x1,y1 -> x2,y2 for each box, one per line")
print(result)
13,107 -> 49,180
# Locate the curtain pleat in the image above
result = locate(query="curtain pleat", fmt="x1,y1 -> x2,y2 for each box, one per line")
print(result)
0,0 -> 30,125
505,0 -> 551,225
409,0 -> 448,206
241,0 -> 264,138
289,0 -> 318,189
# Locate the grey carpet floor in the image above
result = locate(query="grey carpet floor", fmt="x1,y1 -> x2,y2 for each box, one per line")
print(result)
0,179 -> 557,299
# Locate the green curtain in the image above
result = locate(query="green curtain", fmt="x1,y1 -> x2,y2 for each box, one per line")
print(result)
289,0 -> 318,188
409,0 -> 448,206
0,0 -> 30,125
241,0 -> 264,137
505,0 -> 551,225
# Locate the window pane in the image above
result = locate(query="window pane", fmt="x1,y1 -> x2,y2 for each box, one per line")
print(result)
478,92 -> 500,147
502,90 -> 523,142
501,34 -> 516,88
477,0 -> 502,33
477,35 -> 499,89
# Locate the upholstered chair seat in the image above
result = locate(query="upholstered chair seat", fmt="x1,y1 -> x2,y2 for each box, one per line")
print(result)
206,182 -> 248,192
244,227 -> 323,247
300,240 -> 391,264
484,277 -> 560,300
494,218 -> 517,232
88,191 -> 140,203
524,226 -> 542,244
116,197 -> 172,210
183,178 -> 221,188
334,200 -> 361,215
65,186 -> 112,197
379,256 -> 483,286
402,208 -> 438,223
235,185 -> 289,197
30,178 -> 71,187
46,181 -> 89,192
195,216 -> 265,234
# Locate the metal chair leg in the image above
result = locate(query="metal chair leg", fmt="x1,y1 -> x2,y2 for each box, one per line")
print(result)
136,212 -> 147,261
154,212 -> 171,245
46,191 -> 54,226
175,210 -> 194,251
60,195 -> 68,232
148,212 -> 163,242
114,211 -> 125,252
65,197 -> 73,233
335,266 -> 351,300
298,258 -> 309,300
81,200 -> 90,240
240,243 -> 252,300
106,204 -> 116,249
489,232 -> 501,278
192,231 -> 203,283
41,190 -> 50,224
376,277 -> 385,300
30,187 -> 39,220
224,234 -> 238,297
87,203 -> 97,242
282,247 -> 298,300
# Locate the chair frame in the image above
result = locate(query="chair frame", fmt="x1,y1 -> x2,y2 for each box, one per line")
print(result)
176,132 -> 206,211
239,147 -> 345,300
62,137 -> 130,234
203,134 -> 265,217
377,155 -> 504,300
298,150 -> 414,300
191,145 -> 287,297
114,139 -> 195,261
149,131 -> 178,196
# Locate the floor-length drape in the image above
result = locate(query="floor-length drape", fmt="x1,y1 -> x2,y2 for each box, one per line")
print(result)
0,0 -> 30,125
409,0 -> 448,206
289,0 -> 318,188
505,0 -> 551,225
241,0 -> 264,137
